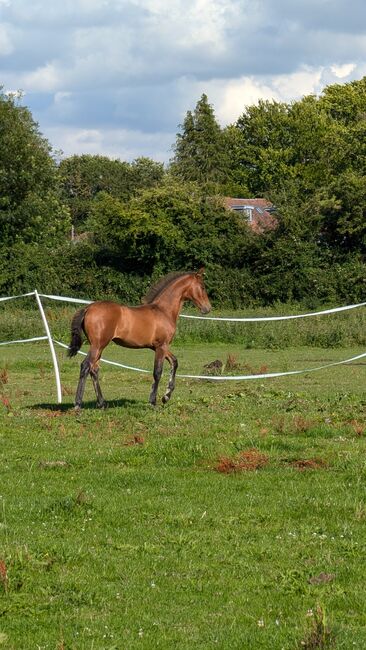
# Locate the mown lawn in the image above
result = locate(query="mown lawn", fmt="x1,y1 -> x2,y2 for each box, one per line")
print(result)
0,342 -> 366,649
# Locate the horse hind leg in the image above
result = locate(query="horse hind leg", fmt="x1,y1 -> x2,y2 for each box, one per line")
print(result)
162,350 -> 178,405
74,347 -> 106,411
149,348 -> 165,406
74,354 -> 91,411
87,345 -> 107,409
90,363 -> 107,409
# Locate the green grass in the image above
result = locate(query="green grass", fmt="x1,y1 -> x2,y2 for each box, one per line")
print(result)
0,342 -> 366,649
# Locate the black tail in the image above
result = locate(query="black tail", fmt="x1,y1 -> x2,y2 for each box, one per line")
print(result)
68,307 -> 87,357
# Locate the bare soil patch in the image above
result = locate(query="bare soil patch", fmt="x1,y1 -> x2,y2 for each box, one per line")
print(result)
215,449 -> 269,473
283,458 -> 328,471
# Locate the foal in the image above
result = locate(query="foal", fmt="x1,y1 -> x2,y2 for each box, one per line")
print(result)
68,270 -> 211,410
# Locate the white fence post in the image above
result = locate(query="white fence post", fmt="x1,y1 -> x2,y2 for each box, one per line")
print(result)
34,290 -> 62,404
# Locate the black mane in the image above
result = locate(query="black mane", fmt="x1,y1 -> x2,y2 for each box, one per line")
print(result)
142,271 -> 192,304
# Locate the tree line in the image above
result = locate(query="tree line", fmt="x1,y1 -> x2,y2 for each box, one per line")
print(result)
0,78 -> 365,307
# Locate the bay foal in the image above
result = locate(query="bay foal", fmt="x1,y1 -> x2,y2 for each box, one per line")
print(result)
68,270 -> 211,410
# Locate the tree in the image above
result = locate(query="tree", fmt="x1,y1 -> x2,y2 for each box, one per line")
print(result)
319,76 -> 366,126
0,89 -> 70,246
171,94 -> 228,188
129,157 -> 165,191
234,99 -> 293,196
221,124 -> 250,197
87,180 -> 255,275
59,154 -> 165,229
59,154 -> 132,229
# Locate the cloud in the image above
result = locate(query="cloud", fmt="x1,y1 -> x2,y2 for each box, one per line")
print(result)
171,62 -> 361,127
267,0 -> 366,34
24,63 -> 61,92
330,63 -> 356,78
1,0 -> 366,161
45,124 -> 174,162
0,24 -> 13,55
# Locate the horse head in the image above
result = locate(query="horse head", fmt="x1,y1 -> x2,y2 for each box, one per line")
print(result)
187,268 -> 211,314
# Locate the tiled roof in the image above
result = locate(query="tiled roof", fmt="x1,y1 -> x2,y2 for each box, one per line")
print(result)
223,197 -> 277,233
224,198 -> 273,210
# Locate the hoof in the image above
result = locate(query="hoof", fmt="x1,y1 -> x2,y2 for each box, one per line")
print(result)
97,401 -> 107,410
74,404 -> 81,413
162,394 -> 170,404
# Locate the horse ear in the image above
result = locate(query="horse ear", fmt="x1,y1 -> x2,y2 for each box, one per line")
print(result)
196,267 -> 205,276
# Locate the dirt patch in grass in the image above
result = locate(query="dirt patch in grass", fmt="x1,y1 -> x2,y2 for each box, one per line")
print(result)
123,434 -> 145,446
36,409 -> 74,418
0,368 -> 9,385
215,449 -> 269,473
224,353 -> 269,375
43,410 -> 64,418
292,415 -> 314,433
283,458 -> 328,471
0,394 -> 11,411
0,560 -> 8,592
308,572 -> 335,585
349,419 -> 365,436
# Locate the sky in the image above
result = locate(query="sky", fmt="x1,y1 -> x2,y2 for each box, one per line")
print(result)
1,0 -> 366,163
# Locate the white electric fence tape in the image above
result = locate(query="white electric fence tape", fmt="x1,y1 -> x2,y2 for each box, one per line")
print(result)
54,340 -> 150,373
0,291 -> 36,302
37,292 -> 366,322
0,336 -> 48,346
52,339 -> 366,381
1,290 -> 366,403
179,302 -> 366,321
39,293 -> 92,305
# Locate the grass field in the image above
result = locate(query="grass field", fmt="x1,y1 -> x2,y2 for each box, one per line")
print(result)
0,340 -> 366,649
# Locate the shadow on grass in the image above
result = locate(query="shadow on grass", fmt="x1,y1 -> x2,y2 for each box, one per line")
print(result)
31,397 -> 146,412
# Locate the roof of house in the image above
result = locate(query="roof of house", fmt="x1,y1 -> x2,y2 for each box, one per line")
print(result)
223,197 -> 277,233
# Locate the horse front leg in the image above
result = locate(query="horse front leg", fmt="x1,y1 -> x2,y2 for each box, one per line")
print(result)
162,350 -> 178,404
149,348 -> 165,406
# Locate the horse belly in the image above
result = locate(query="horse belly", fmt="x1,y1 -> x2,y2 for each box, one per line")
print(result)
113,310 -> 158,349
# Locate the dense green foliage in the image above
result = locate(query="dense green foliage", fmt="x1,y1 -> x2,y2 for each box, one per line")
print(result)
0,90 -> 70,248
87,182 -> 255,275
1,78 -> 366,307
59,155 -> 164,228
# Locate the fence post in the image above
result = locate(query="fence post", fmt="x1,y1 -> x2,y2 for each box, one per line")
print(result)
34,290 -> 62,404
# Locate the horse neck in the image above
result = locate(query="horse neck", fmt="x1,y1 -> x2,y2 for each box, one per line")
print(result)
153,276 -> 192,321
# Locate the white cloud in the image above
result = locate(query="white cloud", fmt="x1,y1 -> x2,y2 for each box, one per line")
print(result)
24,62 -> 61,92
270,67 -> 323,101
177,76 -> 276,125
175,66 -> 332,127
0,24 -> 14,55
143,0 -> 241,52
1,0 -> 366,161
330,62 -> 356,78
217,78 -> 279,123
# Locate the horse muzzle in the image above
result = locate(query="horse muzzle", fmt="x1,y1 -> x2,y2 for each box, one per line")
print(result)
200,304 -> 212,314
